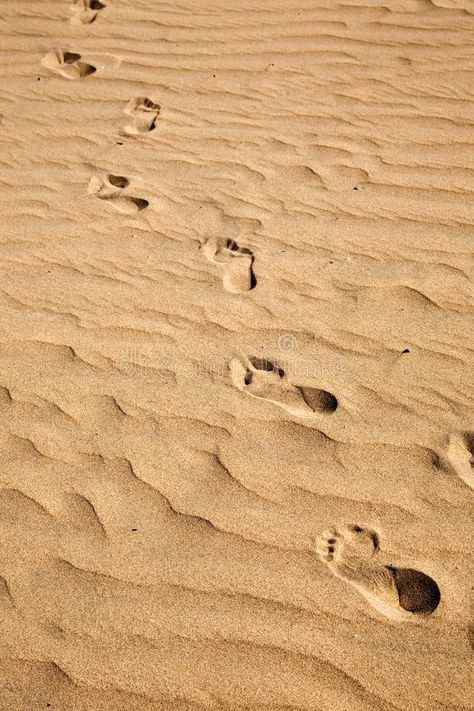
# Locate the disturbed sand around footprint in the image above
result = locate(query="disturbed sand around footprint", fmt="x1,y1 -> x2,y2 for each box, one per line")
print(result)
0,1 -> 473,711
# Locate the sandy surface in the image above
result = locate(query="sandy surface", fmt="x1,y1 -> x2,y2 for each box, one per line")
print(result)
0,1 -> 473,709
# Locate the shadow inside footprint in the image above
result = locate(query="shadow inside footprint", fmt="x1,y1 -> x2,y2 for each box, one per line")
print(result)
107,175 -> 129,190
79,63 -> 96,77
129,198 -> 149,211
62,52 -> 81,64
390,567 -> 441,614
250,357 -> 284,375
301,387 -> 338,413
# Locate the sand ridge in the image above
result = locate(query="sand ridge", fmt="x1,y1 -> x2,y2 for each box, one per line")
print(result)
0,0 -> 473,709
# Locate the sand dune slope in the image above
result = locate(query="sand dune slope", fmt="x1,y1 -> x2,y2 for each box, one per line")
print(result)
0,1 -> 473,709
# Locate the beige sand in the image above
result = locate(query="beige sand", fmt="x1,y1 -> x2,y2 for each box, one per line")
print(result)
0,0 -> 473,709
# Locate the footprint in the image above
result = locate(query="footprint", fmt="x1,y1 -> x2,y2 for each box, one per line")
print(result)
70,0 -> 105,25
316,525 -> 441,621
230,354 -> 338,417
121,97 -> 161,136
202,236 -> 256,293
446,432 -> 474,490
41,50 -> 96,79
87,174 -> 149,214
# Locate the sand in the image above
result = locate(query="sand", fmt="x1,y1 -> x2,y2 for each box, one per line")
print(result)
0,0 -> 473,709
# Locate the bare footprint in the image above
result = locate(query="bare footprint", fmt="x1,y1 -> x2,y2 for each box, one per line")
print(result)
202,236 -> 255,293
230,354 -> 337,417
121,97 -> 161,136
70,0 -> 105,25
317,525 -> 440,622
446,432 -> 474,490
41,50 -> 96,79
87,174 -> 149,214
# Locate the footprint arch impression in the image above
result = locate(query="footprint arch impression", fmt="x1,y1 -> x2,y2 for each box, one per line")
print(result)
317,525 -> 441,622
203,237 -> 256,293
230,354 -> 338,417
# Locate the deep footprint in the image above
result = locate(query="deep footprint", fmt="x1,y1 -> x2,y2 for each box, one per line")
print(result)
230,354 -> 337,417
446,432 -> 474,490
121,97 -> 161,135
87,174 -> 148,214
71,0 -> 105,25
42,50 -> 96,79
317,525 -> 440,621
202,236 -> 256,293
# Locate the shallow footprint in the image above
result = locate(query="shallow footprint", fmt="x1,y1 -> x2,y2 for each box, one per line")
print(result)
70,0 -> 105,25
230,354 -> 337,417
41,50 -> 96,79
87,173 -> 128,199
202,236 -> 255,293
316,525 -> 440,622
87,174 -> 148,214
446,432 -> 474,490
121,96 -> 161,135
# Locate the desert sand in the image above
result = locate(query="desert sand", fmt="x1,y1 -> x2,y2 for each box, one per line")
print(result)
0,0 -> 473,709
